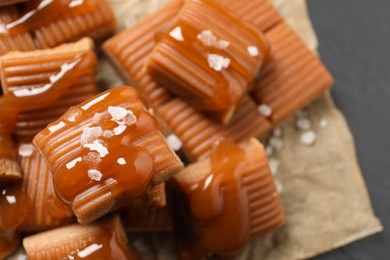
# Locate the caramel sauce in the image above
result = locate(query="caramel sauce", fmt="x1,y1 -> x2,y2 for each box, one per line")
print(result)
147,0 -> 269,111
0,52 -> 95,167
182,140 -> 250,255
0,0 -> 99,36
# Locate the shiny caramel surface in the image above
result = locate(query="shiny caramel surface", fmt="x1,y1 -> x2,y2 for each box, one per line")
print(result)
146,0 -> 269,112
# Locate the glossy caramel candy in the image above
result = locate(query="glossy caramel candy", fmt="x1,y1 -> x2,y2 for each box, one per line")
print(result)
146,0 -> 269,121
33,87 -> 183,224
103,1 -> 271,161
173,139 -> 285,256
18,143 -> 74,231
23,215 -> 135,260
252,22 -> 334,124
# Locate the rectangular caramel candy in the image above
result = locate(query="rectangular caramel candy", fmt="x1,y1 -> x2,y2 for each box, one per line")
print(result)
252,22 -> 334,124
145,0 -> 269,122
173,138 -> 285,256
0,5 -> 36,55
103,1 -> 271,161
0,37 -> 98,142
17,143 -> 74,232
33,87 -> 183,224
23,215 -> 135,260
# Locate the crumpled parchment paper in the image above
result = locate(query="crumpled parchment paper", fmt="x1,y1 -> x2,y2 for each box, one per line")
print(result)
10,0 -> 381,259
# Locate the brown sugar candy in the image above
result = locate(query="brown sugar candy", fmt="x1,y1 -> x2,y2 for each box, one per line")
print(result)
0,38 -> 97,184
145,0 -> 270,122
33,87 -> 183,224
23,215 -> 135,260
103,0 -> 271,161
18,143 -> 74,231
0,5 -> 36,55
173,139 -> 284,256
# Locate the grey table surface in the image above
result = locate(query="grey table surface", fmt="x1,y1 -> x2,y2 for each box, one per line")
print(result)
307,0 -> 390,259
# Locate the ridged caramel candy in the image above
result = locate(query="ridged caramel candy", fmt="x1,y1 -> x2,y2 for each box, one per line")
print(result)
34,87 -> 183,224
103,1 -> 271,161
23,215 -> 135,260
146,0 -> 269,120
18,143 -> 74,231
0,38 -> 97,184
252,22 -> 334,124
173,139 -> 284,256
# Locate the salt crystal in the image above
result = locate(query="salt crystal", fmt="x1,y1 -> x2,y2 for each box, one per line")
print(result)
92,112 -> 105,124
18,144 -> 35,157
88,170 -> 103,182
258,104 -> 272,117
108,106 -> 127,121
6,195 -> 16,204
103,130 -> 114,138
247,46 -> 259,57
272,127 -> 283,138
197,30 -> 217,46
269,137 -> 284,150
296,117 -> 312,131
216,40 -> 230,49
275,180 -> 283,194
166,134 -> 183,151
169,26 -> 184,42
300,131 -> 316,146
83,152 -> 102,168
83,140 -> 109,158
113,124 -> 127,135
117,158 -> 126,165
269,158 -> 280,176
66,157 -> 82,170
123,110 -> 137,126
319,118 -> 329,129
77,244 -> 103,258
207,54 -> 230,71
81,126 -> 103,145
49,121 -> 66,133
265,145 -> 273,156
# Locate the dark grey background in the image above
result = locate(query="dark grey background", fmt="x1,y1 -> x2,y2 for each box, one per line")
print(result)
307,0 -> 390,259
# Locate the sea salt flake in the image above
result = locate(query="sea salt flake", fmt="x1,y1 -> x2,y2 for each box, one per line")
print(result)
49,121 -> 66,133
247,46 -> 259,57
265,145 -> 273,156
88,170 -> 102,181
269,158 -> 280,176
81,126 -> 103,145
258,104 -> 272,117
83,140 -> 108,158
123,110 -> 137,126
216,40 -> 230,49
113,124 -> 127,135
77,244 -> 103,258
296,117 -> 312,131
269,137 -> 284,150
169,26 -> 184,42
6,195 -> 16,204
272,127 -> 283,138
300,131 -> 317,146
197,30 -> 217,46
275,180 -> 283,194
18,144 -> 35,157
83,152 -> 102,168
66,157 -> 82,170
92,112 -> 105,124
208,54 -> 230,71
319,118 -> 329,128
108,106 -> 127,121
117,158 -> 126,165
103,130 -> 114,138
166,134 -> 183,151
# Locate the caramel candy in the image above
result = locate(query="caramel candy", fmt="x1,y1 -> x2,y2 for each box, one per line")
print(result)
0,37 -> 97,142
103,1 -> 271,161
0,0 -> 29,7
23,215 -> 135,260
252,22 -> 334,124
121,183 -> 173,232
146,0 -> 269,121
18,143 -> 74,231
173,139 -> 285,256
0,5 -> 36,55
33,87 -> 183,224
0,184 -> 30,259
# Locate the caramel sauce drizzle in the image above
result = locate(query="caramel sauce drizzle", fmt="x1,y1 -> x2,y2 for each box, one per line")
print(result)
184,140 -> 250,255
0,0 -> 99,36
0,52 -> 95,163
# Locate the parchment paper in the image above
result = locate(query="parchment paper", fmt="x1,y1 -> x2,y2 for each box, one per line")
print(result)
15,1 -> 379,259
